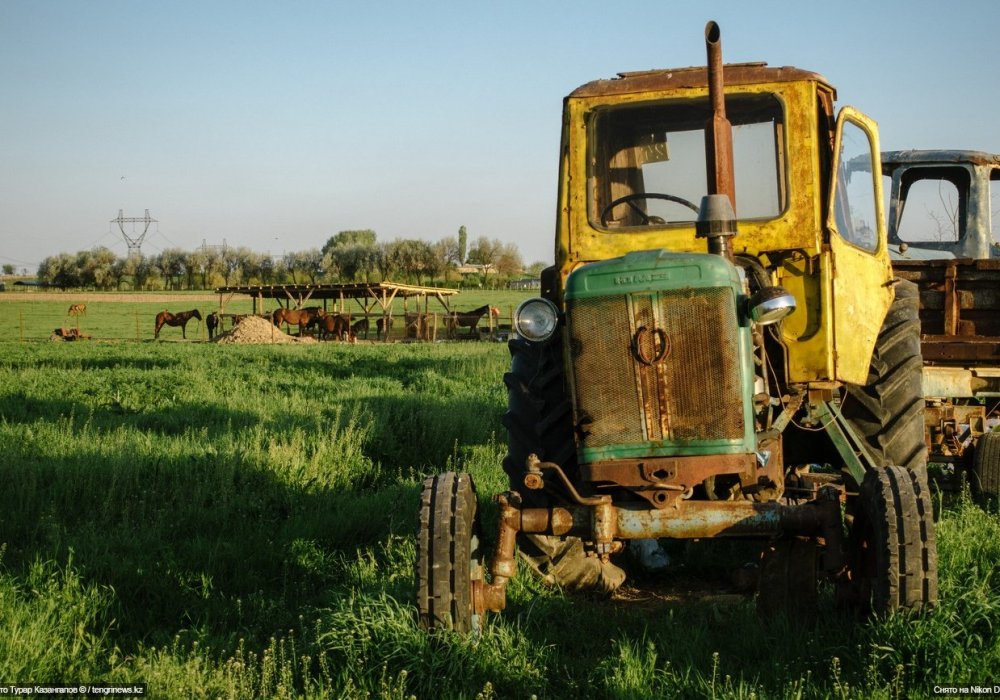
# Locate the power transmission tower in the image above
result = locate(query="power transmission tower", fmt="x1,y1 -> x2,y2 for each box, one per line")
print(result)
111,209 -> 157,257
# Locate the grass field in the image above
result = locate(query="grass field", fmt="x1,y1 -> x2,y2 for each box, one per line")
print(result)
0,297 -> 998,698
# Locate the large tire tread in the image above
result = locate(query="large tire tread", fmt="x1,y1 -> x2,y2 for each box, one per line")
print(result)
843,279 -> 927,474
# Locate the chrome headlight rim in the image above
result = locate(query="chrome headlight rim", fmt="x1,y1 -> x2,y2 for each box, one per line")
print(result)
513,297 -> 560,342
747,286 -> 796,326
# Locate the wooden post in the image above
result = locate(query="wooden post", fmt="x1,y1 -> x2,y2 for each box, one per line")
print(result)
135,310 -> 140,340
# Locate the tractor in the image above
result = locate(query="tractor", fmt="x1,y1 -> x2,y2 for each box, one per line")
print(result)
416,22 -> 938,634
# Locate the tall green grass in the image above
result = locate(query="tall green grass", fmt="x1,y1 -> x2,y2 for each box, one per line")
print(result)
0,339 -> 997,698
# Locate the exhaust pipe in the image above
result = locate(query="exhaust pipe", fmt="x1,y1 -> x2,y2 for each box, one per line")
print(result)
704,20 -> 736,206
698,21 -> 738,261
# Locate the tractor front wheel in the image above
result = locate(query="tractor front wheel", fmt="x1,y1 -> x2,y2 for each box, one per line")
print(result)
416,472 -> 484,634
848,465 -> 937,615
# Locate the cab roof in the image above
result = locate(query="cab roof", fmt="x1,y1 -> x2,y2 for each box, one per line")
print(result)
568,62 -> 834,99
881,149 -> 1000,171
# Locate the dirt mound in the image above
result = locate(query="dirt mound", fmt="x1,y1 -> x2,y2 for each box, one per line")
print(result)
213,315 -> 317,344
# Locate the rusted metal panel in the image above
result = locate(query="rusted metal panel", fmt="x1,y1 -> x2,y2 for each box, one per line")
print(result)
580,453 -> 756,507
921,337 -> 1000,363
568,286 -> 745,451
882,149 -> 1000,171
569,64 -> 832,99
893,259 -> 1000,357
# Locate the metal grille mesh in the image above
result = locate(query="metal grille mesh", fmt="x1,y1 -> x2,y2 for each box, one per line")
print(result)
568,287 -> 744,450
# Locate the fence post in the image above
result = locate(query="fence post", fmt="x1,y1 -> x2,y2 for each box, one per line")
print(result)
135,310 -> 140,341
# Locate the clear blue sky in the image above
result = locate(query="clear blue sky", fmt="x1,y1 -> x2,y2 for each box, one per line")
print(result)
1,0 -> 998,272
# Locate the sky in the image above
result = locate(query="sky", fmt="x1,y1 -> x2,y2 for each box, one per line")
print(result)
1,0 -> 998,273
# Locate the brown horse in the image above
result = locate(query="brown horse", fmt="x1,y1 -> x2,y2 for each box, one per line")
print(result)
320,314 -> 356,342
351,317 -> 369,339
446,304 -> 500,338
376,316 -> 394,341
272,307 -> 326,335
68,303 -> 87,316
155,309 -> 202,339
206,312 -> 220,340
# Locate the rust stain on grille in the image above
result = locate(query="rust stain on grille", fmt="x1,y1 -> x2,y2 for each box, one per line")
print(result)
569,287 -> 744,450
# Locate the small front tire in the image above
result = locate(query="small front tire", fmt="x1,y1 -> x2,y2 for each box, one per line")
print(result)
849,465 -> 938,615
416,472 -> 484,634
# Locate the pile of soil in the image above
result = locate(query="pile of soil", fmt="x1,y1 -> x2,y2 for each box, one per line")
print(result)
213,315 -> 317,344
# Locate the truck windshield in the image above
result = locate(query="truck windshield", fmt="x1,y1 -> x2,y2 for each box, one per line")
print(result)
589,93 -> 785,229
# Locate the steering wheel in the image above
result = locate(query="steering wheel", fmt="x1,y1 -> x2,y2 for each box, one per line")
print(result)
600,192 -> 700,226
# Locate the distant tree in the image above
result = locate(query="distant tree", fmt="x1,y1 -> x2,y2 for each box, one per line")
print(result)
257,254 -> 277,284
155,248 -> 187,290
433,238 -> 458,282
86,247 -> 118,290
301,248 -> 325,284
322,229 -> 377,256
526,260 -> 548,277
282,249 -> 324,285
121,255 -> 154,291
1,264 -> 14,276
495,242 -> 524,278
374,242 -> 398,281
387,239 -> 429,284
326,243 -> 376,282
458,225 -> 468,265
467,236 -> 503,284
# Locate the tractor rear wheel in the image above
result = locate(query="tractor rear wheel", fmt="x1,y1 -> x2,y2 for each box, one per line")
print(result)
973,431 -> 1000,498
416,472 -> 484,634
842,279 -> 926,475
849,465 -> 937,615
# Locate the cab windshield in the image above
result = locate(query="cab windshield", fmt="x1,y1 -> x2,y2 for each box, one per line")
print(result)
589,93 -> 786,229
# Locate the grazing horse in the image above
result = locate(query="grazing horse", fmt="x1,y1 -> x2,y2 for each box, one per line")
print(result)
376,316 -> 394,341
320,314 -> 356,342
446,304 -> 500,338
155,309 -> 202,339
351,317 -> 369,340
206,312 -> 220,340
272,307 -> 326,335
68,303 -> 86,316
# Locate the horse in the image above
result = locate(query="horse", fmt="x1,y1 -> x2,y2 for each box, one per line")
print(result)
206,312 -> 220,340
446,304 -> 500,338
320,314 -> 356,342
351,317 -> 369,340
376,316 -> 394,341
272,307 -> 326,335
155,309 -> 202,339
68,303 -> 86,316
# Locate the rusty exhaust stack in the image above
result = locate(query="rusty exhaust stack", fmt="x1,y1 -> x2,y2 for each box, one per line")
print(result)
697,20 -> 738,261
705,21 -> 736,205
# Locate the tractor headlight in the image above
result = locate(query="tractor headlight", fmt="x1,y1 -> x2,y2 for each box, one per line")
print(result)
747,286 -> 796,325
513,298 -> 559,342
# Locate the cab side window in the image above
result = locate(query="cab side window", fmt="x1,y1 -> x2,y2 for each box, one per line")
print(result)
833,120 -> 879,251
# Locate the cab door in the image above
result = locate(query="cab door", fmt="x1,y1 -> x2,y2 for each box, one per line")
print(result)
826,108 -> 895,385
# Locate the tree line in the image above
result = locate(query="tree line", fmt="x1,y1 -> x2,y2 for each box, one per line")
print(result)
34,228 -> 544,291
